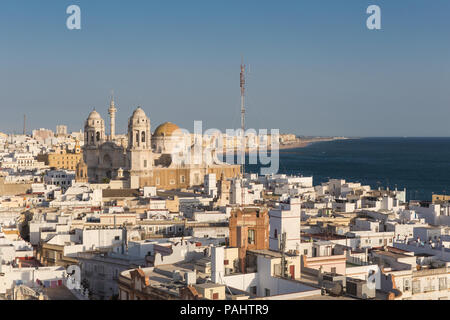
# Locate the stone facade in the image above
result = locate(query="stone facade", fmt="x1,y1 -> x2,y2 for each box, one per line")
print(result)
80,98 -> 241,189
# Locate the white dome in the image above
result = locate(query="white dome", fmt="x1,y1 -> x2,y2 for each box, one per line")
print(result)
87,110 -> 102,121
131,107 -> 147,120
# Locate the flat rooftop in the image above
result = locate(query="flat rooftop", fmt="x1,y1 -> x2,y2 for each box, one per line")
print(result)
44,286 -> 79,300
247,249 -> 297,258
294,294 -> 357,300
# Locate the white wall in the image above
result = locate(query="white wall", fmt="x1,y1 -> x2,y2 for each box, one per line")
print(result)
0,266 -> 66,294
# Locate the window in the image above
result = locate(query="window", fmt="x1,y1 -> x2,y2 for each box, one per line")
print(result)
304,249 -> 308,255
439,277 -> 447,291
212,293 -> 219,300
274,229 -> 278,239
144,160 -> 147,168
141,131 -> 146,143
96,131 -> 100,142
404,279 -> 411,291
331,267 -> 337,274
412,280 -> 421,294
224,260 -> 229,265
180,175 -> 185,183
248,229 -> 255,245
264,289 -> 270,297
136,132 -> 139,145
250,286 -> 257,295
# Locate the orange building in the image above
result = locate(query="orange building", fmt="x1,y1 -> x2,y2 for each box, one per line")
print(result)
229,207 -> 269,272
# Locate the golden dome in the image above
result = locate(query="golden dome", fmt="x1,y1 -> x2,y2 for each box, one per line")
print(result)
153,122 -> 180,137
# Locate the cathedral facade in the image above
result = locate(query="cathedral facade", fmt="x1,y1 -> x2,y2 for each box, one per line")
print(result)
77,97 -> 241,190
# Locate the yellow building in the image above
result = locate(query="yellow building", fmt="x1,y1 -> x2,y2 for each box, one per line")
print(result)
139,166 -> 241,190
432,194 -> 450,203
38,142 -> 83,171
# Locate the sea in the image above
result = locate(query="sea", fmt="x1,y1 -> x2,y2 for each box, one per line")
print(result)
243,137 -> 450,202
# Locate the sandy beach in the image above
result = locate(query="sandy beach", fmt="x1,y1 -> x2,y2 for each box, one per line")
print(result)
277,137 -> 349,151
217,137 -> 349,155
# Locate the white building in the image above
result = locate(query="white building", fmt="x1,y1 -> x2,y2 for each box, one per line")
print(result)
269,198 -> 301,252
44,170 -> 75,190
204,173 -> 217,198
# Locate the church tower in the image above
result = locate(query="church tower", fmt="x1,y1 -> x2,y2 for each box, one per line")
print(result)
74,140 -> 81,154
108,92 -> 117,141
84,109 -> 105,147
127,107 -> 152,188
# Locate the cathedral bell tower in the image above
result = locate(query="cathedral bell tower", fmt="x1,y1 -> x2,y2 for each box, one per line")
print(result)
84,109 -> 105,147
127,106 -> 152,188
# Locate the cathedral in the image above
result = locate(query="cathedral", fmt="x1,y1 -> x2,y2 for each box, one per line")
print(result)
76,96 -> 241,190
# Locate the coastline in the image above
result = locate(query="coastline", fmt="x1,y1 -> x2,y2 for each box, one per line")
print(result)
217,137 -> 350,155
277,137 -> 349,151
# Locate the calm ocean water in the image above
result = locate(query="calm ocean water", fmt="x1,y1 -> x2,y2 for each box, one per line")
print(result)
244,137 -> 450,201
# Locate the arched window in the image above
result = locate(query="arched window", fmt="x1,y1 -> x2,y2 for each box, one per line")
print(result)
141,131 -> 146,143
90,133 -> 94,143
96,131 -> 100,142
136,132 -> 139,145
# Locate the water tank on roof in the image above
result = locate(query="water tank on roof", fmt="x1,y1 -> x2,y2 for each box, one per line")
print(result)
185,271 -> 196,285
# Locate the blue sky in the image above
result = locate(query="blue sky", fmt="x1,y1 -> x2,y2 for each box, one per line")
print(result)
1,0 -> 450,137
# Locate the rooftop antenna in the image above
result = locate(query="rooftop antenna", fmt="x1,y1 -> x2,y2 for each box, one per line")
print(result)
240,57 -> 246,172
240,58 -> 246,206
23,114 -> 26,136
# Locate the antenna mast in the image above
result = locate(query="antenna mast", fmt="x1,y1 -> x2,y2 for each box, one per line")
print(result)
23,114 -> 26,136
240,61 -> 246,176
240,60 -> 246,206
